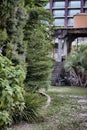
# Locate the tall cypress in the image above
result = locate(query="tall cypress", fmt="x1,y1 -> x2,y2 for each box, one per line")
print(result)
6,1 -> 27,66
24,0 -> 53,92
0,0 -> 27,67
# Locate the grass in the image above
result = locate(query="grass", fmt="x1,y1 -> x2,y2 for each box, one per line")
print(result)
48,86 -> 87,95
12,86 -> 87,130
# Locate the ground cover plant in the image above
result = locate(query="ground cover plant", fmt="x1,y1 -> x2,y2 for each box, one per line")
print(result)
12,87 -> 87,130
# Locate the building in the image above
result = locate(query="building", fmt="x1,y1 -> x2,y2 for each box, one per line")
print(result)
46,0 -> 87,27
45,0 -> 87,62
46,1 -> 87,86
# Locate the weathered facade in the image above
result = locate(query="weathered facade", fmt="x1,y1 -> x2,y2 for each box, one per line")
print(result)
50,0 -> 87,27
48,0 -> 87,85
53,27 -> 87,62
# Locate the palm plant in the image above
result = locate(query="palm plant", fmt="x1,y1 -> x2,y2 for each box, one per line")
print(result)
65,44 -> 87,87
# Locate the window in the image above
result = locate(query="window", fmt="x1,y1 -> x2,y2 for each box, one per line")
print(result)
53,19 -> 64,26
69,1 -> 80,8
45,3 -> 50,9
53,1 -> 65,8
53,10 -> 65,17
68,18 -> 74,26
85,9 -> 87,13
84,1 -> 87,7
68,9 -> 80,16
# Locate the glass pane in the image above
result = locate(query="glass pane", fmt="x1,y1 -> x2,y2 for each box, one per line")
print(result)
69,1 -> 80,8
45,3 -> 50,9
53,1 -> 65,8
85,9 -> 87,13
68,18 -> 74,26
53,19 -> 64,26
85,1 -> 87,7
53,10 -> 65,16
68,10 -> 80,16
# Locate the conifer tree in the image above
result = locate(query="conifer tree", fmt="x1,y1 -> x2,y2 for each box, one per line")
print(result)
0,0 -> 27,67
6,1 -> 26,66
24,0 -> 53,91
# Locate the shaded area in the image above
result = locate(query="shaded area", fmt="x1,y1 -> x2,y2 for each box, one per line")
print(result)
51,61 -> 70,86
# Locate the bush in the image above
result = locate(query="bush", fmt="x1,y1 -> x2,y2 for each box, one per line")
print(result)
0,55 -> 25,130
25,28 -> 53,92
20,93 -> 46,123
65,44 -> 87,87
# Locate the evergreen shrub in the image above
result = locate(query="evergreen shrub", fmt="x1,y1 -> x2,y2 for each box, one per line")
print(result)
21,92 -> 45,123
0,55 -> 25,130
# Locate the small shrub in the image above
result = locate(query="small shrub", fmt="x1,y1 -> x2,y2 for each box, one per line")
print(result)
0,55 -> 25,129
21,93 -> 46,123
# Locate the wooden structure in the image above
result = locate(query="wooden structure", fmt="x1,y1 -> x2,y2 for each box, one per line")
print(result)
53,28 -> 87,62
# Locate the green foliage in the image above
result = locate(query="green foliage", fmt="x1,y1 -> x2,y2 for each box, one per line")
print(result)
12,92 -> 46,124
24,0 -> 53,92
0,111 -> 11,129
24,0 -> 48,7
6,3 -> 27,66
0,55 -> 25,129
0,0 -> 53,128
0,0 -> 21,29
34,0 -> 49,7
0,0 -> 27,68
0,29 -> 7,44
65,44 -> 87,69
21,93 -> 45,123
65,44 -> 87,87
25,26 -> 53,92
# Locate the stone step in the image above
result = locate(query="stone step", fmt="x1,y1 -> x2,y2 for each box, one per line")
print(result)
51,61 -> 65,86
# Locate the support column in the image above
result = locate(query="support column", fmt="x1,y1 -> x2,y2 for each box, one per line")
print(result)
63,38 -> 67,57
67,36 -> 75,54
58,38 -> 63,62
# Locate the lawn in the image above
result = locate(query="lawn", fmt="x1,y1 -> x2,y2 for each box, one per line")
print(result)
12,86 -> 87,130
